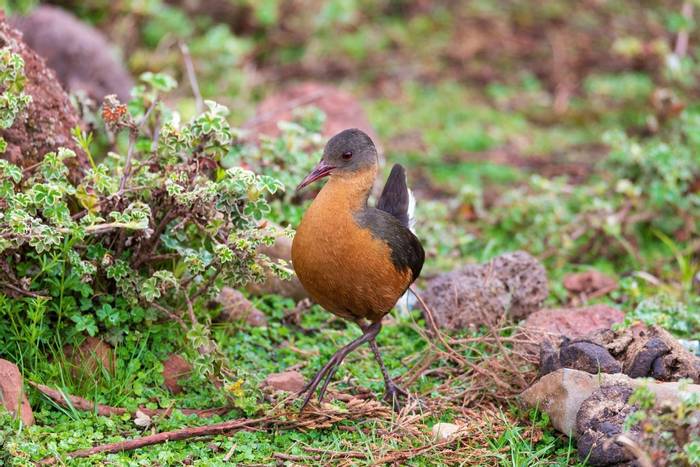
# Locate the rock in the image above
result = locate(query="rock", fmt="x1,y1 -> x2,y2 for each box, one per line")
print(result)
11,6 -> 134,102
558,340 -> 621,375
563,270 -> 617,299
262,370 -> 305,393
0,359 -> 34,426
64,337 -> 115,378
247,82 -> 380,153
162,354 -> 192,394
575,385 -> 638,466
0,11 -> 88,180
216,287 -> 268,326
422,251 -> 548,330
519,305 -> 625,354
245,227 -> 308,301
431,422 -> 461,441
596,324 -> 700,383
490,251 -> 549,320
520,368 -> 700,435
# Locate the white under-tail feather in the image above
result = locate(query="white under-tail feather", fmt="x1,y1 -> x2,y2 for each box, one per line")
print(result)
397,184 -> 416,317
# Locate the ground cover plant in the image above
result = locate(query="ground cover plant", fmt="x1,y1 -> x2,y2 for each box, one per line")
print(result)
0,0 -> 699,465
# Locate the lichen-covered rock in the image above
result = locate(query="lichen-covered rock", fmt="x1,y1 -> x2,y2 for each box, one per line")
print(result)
575,385 -> 639,466
0,11 -> 88,179
422,251 -> 547,329
11,6 -> 134,103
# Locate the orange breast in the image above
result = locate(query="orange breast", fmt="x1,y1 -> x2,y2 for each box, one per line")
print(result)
292,172 -> 412,323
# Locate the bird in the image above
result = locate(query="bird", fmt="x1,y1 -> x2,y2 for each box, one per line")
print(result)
291,128 -> 425,411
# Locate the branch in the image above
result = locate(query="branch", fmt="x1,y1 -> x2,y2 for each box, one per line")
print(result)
38,416 -> 273,465
179,41 -> 203,114
30,382 -> 230,419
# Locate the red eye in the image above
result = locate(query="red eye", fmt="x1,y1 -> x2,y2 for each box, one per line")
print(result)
342,151 -> 353,160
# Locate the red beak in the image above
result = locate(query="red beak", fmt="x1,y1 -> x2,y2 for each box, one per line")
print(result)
297,160 -> 335,191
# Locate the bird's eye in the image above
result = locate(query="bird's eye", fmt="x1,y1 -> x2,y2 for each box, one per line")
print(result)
341,151 -> 353,160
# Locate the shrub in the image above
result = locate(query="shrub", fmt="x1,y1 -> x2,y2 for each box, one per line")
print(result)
0,64 -> 295,352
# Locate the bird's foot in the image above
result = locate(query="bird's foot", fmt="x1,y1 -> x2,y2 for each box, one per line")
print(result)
383,381 -> 409,412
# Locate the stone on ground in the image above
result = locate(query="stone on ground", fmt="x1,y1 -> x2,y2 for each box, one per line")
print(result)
11,5 -> 134,102
0,359 -> 33,426
64,336 -> 115,379
216,287 -> 268,326
422,251 -> 548,329
0,11 -> 88,180
519,305 -> 625,354
162,354 -> 193,394
262,370 -> 305,393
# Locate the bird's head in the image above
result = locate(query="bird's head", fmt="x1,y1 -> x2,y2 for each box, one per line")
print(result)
297,128 -> 378,191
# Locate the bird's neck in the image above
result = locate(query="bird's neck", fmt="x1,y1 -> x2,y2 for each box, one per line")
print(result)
315,166 -> 377,213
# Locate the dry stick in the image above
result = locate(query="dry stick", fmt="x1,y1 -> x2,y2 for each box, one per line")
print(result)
150,302 -> 188,332
38,417 -> 272,465
0,281 -> 49,299
179,41 -> 203,115
409,285 -> 466,366
30,382 -> 231,419
675,2 -> 694,57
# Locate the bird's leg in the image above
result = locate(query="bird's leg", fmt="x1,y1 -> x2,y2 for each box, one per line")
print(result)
369,339 -> 408,411
298,321 -> 381,412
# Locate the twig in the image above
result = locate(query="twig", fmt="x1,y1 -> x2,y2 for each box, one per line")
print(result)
675,2 -> 694,57
223,443 -> 237,462
0,281 -> 49,299
38,417 -> 272,465
150,302 -> 188,332
616,434 -> 654,467
30,382 -> 231,418
179,41 -> 203,114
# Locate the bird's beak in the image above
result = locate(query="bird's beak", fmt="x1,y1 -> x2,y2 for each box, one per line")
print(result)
296,160 -> 335,191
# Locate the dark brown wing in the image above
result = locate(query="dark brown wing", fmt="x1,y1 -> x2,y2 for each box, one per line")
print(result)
377,164 -> 410,228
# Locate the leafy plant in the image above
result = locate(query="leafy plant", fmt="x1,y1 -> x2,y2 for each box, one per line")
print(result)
0,71 -> 290,372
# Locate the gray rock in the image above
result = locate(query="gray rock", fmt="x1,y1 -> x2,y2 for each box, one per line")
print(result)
422,251 -> 547,329
12,6 -> 134,102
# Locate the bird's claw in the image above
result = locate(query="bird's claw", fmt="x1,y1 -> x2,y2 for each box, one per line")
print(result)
383,382 -> 408,412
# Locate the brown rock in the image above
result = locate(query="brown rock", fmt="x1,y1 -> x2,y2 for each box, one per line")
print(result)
64,337 -> 115,378
262,370 -> 305,393
245,229 -> 308,301
595,324 -> 700,383
563,270 -> 617,299
423,251 -> 548,330
0,12 -> 88,180
11,6 -> 134,102
558,340 -> 622,376
0,359 -> 33,426
519,305 -> 625,354
162,354 -> 192,394
247,82 -> 379,147
576,385 -> 638,466
216,287 -> 268,326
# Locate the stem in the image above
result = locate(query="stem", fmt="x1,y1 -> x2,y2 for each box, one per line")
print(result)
179,41 -> 203,114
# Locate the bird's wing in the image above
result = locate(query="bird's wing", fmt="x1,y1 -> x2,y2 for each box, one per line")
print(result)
377,164 -> 411,229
